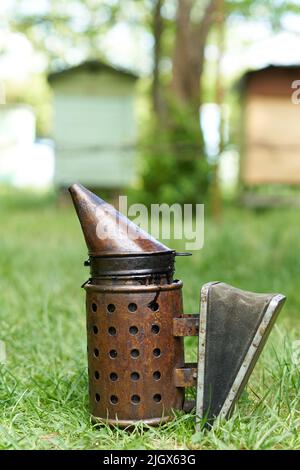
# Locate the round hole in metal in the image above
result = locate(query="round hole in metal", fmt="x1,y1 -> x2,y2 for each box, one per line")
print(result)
92,302 -> 97,312
108,326 -> 117,336
131,394 -> 140,404
107,304 -> 115,313
94,371 -> 100,380
131,349 -> 140,358
149,302 -> 159,312
110,372 -> 118,381
131,372 -> 140,381
93,325 -> 98,334
110,395 -> 118,405
153,348 -> 161,358
153,394 -> 161,403
129,326 -> 138,335
109,349 -> 117,359
153,371 -> 161,381
151,324 -> 160,334
128,303 -> 137,312
95,393 -> 100,402
94,348 -> 99,357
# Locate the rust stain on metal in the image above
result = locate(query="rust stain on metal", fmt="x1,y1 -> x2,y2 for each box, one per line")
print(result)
174,364 -> 198,387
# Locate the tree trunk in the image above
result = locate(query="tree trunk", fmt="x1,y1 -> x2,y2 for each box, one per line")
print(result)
172,0 -> 217,114
152,0 -> 165,121
211,0 -> 226,220
171,0 -> 194,106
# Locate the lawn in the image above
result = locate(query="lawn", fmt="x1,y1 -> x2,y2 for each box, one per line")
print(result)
0,191 -> 299,450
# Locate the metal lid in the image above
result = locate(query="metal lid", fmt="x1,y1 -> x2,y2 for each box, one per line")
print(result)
86,251 -> 177,278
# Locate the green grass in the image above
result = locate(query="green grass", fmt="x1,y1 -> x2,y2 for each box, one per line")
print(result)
0,192 -> 299,450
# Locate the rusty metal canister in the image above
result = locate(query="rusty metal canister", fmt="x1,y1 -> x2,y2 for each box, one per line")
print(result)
69,184 -> 286,428
69,184 -> 188,426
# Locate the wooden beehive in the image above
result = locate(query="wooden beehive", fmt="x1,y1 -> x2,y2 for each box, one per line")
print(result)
48,61 -> 138,189
240,65 -> 300,186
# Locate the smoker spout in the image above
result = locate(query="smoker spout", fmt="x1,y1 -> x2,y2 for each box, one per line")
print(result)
68,183 -> 172,257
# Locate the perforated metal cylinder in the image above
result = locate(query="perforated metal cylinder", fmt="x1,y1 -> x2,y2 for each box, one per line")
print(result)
85,278 -> 185,426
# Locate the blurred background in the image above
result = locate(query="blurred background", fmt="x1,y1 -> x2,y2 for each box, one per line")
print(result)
1,0 -> 300,209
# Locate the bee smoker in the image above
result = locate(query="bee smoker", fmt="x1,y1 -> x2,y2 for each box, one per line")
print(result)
69,184 -> 286,428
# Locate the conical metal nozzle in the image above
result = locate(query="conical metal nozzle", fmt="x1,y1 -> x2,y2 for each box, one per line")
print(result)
69,183 -> 172,256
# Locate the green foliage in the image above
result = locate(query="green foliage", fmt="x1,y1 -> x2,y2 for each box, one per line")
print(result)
138,102 -> 212,206
227,0 -> 300,29
10,0 -> 147,68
